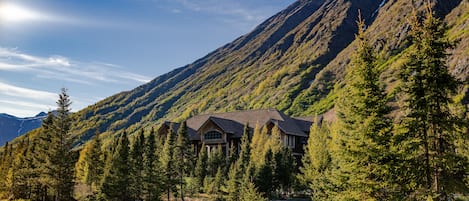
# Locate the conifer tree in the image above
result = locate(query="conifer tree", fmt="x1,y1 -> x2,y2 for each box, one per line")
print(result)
225,162 -> 240,201
160,124 -> 177,200
85,133 -> 104,195
333,15 -> 395,200
194,143 -> 208,191
238,123 -> 252,172
397,7 -> 468,200
255,149 -> 274,197
143,127 -> 162,201
239,180 -> 266,201
300,118 -> 332,200
47,88 -> 76,201
130,129 -> 145,200
101,132 -> 131,201
174,121 -> 192,200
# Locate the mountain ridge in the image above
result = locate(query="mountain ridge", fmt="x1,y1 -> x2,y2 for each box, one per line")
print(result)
0,112 -> 47,146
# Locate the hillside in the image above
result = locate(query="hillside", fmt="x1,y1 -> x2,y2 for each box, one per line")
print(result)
0,112 -> 47,146
67,0 -> 468,143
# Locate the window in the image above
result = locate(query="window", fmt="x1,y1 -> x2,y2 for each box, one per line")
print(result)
204,131 -> 222,140
286,135 -> 295,148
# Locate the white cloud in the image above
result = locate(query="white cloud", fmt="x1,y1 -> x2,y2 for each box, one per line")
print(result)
169,0 -> 269,24
0,82 -> 57,103
0,47 -> 152,84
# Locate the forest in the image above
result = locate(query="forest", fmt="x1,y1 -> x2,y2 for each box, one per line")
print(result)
0,6 -> 468,201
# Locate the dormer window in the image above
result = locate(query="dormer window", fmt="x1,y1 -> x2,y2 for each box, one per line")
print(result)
204,131 -> 222,140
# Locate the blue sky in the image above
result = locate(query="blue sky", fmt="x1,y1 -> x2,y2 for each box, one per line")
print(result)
0,0 -> 294,117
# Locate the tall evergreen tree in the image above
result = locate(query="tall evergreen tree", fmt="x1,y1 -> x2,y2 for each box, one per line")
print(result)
130,129 -> 145,200
46,88 -> 76,201
300,118 -> 332,200
238,123 -> 252,173
194,143 -> 208,192
225,162 -> 240,201
160,124 -> 177,200
143,127 -> 162,201
101,132 -> 131,201
85,133 -> 104,195
173,121 -> 192,200
397,7 -> 468,200
333,15 -> 395,200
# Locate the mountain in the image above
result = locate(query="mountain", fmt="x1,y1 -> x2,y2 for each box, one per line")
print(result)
51,0 -> 469,143
0,112 -> 47,146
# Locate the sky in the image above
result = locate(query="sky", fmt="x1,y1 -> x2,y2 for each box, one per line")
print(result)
0,0 -> 295,117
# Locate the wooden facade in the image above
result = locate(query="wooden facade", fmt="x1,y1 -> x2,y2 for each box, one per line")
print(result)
158,109 -> 315,161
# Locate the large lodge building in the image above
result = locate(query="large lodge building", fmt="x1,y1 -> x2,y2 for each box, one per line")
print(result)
158,109 -> 317,161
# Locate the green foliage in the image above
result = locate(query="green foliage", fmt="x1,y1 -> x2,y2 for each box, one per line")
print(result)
396,7 -> 469,200
85,133 -> 104,194
46,88 -> 76,201
299,118 -> 332,200
160,124 -> 178,200
239,180 -> 267,201
142,127 -> 163,201
100,132 -> 131,201
195,143 -> 208,192
130,129 -> 145,200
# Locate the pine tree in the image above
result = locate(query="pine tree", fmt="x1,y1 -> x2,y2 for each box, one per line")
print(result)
84,133 -> 104,195
333,15 -> 395,200
173,121 -> 192,200
212,167 -> 224,199
397,6 -> 468,200
101,132 -> 131,201
194,143 -> 208,192
143,127 -> 162,201
225,162 -> 240,201
239,180 -> 266,201
130,129 -> 145,200
238,123 -> 252,173
160,124 -> 177,200
300,118 -> 332,200
255,149 -> 274,197
46,88 -> 76,201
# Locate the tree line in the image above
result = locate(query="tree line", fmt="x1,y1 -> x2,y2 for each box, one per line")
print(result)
299,8 -> 468,201
0,91 -> 296,201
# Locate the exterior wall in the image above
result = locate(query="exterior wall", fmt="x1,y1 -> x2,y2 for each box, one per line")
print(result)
199,121 -> 227,145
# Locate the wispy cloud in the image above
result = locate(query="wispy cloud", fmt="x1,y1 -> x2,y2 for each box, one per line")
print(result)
0,82 -> 57,102
0,47 -> 152,84
167,0 -> 270,24
0,82 -> 57,116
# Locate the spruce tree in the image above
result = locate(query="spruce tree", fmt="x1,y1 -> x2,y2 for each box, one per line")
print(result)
397,7 -> 468,200
160,124 -> 177,200
143,127 -> 162,201
85,133 -> 104,195
130,129 -> 145,200
255,149 -> 274,197
194,143 -> 208,192
225,162 -> 240,201
173,121 -> 192,200
101,132 -> 131,201
300,118 -> 332,200
46,88 -> 75,201
333,16 -> 395,200
239,180 -> 266,201
238,123 -> 252,173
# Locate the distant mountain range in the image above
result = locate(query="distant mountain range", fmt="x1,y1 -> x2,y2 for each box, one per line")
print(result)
7,0 -> 469,145
0,112 -> 47,146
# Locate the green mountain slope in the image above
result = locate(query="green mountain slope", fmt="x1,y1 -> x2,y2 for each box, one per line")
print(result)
69,0 -> 468,143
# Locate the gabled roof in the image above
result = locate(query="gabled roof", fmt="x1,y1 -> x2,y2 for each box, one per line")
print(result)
174,109 -> 313,138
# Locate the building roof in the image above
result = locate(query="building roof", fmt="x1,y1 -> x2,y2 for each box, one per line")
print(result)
162,109 -> 314,140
